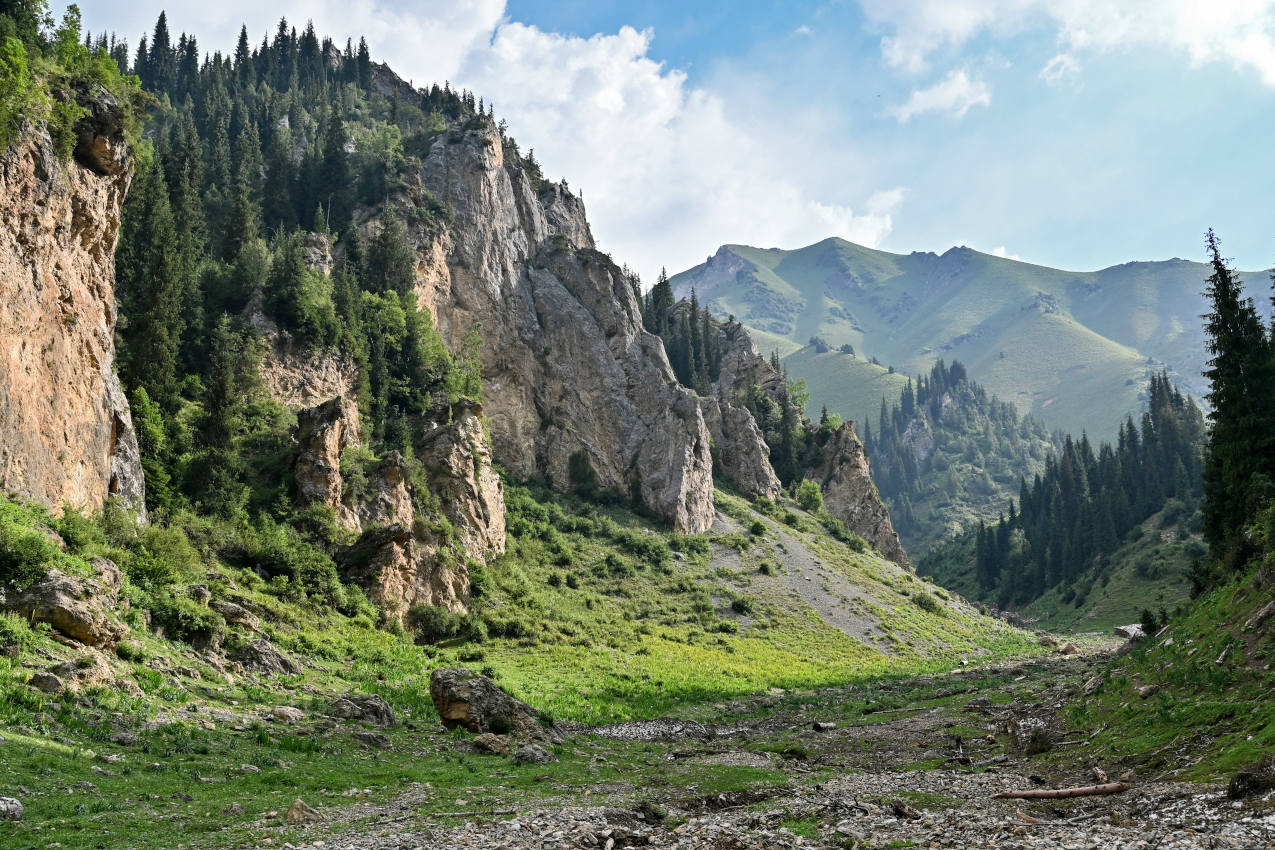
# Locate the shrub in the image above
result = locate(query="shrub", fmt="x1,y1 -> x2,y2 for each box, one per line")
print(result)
912,591 -> 943,616
149,594 -> 226,648
730,595 -> 755,615
0,513 -> 60,589
749,520 -> 766,537
408,603 -> 460,644
467,560 -> 489,598
782,512 -> 800,528
794,480 -> 823,513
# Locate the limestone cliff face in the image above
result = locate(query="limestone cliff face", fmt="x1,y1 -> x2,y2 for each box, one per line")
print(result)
389,121 -> 715,533
706,316 -> 908,566
0,91 -> 144,514
807,423 -> 910,568
293,395 -> 505,619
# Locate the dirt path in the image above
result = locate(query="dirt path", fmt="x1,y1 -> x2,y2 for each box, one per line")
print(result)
304,652 -> 1275,849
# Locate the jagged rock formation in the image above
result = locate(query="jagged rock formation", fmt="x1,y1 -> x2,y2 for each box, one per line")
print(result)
0,91 -> 144,514
386,119 -> 715,533
293,395 -> 505,618
706,316 -> 908,566
0,556 -> 129,648
808,424 -> 910,567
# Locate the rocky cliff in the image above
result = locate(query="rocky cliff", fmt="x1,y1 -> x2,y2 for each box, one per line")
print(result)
705,314 -> 908,566
293,395 -> 505,619
0,91 -> 144,514
382,120 -> 715,533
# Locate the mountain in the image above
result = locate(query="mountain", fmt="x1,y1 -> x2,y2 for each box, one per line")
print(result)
670,237 -> 1264,439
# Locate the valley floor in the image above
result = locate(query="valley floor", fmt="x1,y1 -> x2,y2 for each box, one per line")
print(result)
13,649 -> 1264,850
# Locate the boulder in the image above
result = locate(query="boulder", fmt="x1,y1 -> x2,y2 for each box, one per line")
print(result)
429,667 -> 561,743
1229,757 -> 1275,799
353,730 -> 390,749
1113,624 -> 1145,641
28,672 -> 64,693
473,732 -> 511,755
270,706 -> 305,724
0,559 -> 127,647
0,796 -> 22,821
331,693 -> 397,727
513,743 -> 558,764
236,639 -> 301,675
209,600 -> 260,632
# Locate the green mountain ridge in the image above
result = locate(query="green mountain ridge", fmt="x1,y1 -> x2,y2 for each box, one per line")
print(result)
671,237 -> 1264,440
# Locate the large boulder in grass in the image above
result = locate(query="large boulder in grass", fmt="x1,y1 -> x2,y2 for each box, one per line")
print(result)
331,693 -> 397,727
0,558 -> 127,647
429,667 -> 561,743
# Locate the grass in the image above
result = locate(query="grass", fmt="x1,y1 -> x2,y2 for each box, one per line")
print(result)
0,482 -> 1042,847
1068,565 -> 1275,780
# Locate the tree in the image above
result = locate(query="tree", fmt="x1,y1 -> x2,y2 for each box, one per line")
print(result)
1200,229 -> 1273,562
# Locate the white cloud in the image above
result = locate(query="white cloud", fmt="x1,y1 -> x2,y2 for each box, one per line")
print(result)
1039,52 -> 1080,83
859,0 -> 1275,87
794,25 -> 814,38
457,22 -> 899,280
990,245 -> 1022,260
887,69 -> 991,122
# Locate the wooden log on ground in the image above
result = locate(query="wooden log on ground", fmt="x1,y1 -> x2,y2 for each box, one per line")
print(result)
991,782 -> 1130,800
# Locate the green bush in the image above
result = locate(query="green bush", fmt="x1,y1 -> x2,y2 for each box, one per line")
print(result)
0,501 -> 64,589
912,591 -> 943,616
0,611 -> 46,652
730,595 -> 755,615
408,603 -> 460,643
794,480 -> 823,513
749,520 -> 766,537
149,594 -> 226,648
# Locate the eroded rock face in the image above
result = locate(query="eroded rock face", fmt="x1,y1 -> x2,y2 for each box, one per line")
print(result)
259,336 -> 358,411
429,667 -> 561,743
807,423 -> 910,568
0,557 -> 128,647
292,395 -> 506,618
403,121 -> 715,533
700,320 -> 783,500
0,95 -> 143,514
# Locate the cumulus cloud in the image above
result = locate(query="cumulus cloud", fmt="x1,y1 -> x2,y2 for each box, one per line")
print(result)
859,0 -> 1275,86
460,23 -> 900,279
84,0 -> 899,281
990,245 -> 1022,260
794,25 -> 814,38
888,69 -> 991,122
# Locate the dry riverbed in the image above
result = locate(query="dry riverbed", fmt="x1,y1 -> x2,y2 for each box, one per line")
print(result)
265,650 -> 1275,850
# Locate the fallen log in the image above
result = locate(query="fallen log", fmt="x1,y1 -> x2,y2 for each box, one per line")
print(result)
991,782 -> 1130,800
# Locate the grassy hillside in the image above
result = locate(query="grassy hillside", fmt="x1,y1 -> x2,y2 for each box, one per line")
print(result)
672,238 -> 1260,440
0,486 -> 1036,848
781,346 -> 910,429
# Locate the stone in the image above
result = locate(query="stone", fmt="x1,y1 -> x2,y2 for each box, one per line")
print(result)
0,559 -> 128,648
353,730 -> 390,749
429,667 -> 561,743
0,796 -> 22,821
1229,757 -> 1275,799
1137,684 -> 1160,699
0,87 -> 143,516
209,600 -> 260,632
294,396 -> 362,529
112,731 -> 140,746
1113,624 -> 1146,641
29,672 -> 64,693
1059,641 -> 1081,655
513,744 -> 558,764
239,764 -> 260,774
270,706 -> 305,724
284,798 -> 322,824
236,639 -> 301,675
812,721 -> 837,732
188,584 -> 212,605
331,693 -> 397,727
473,732 -> 511,755
221,802 -> 245,816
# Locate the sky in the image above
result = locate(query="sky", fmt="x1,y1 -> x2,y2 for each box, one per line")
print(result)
77,0 -> 1275,283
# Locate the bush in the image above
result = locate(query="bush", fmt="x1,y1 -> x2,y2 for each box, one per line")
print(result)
730,595 -> 755,615
749,520 -> 766,537
408,603 -> 461,644
0,513 -> 60,589
794,480 -> 823,513
149,594 -> 226,648
912,591 -> 943,616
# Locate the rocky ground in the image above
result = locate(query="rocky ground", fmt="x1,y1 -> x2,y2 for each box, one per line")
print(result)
261,652 -> 1275,850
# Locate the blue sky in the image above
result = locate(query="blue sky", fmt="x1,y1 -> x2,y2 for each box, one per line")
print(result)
79,0 -> 1275,280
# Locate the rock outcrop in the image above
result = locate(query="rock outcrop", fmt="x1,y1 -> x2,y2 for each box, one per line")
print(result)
807,424 -> 910,567
391,120 -> 714,533
429,667 -> 561,743
293,395 -> 505,618
0,556 -> 128,647
0,90 -> 143,514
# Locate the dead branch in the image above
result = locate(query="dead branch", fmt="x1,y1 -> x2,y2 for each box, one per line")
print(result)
991,782 -> 1130,800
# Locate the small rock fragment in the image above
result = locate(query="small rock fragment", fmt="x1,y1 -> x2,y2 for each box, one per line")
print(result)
513,743 -> 558,764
